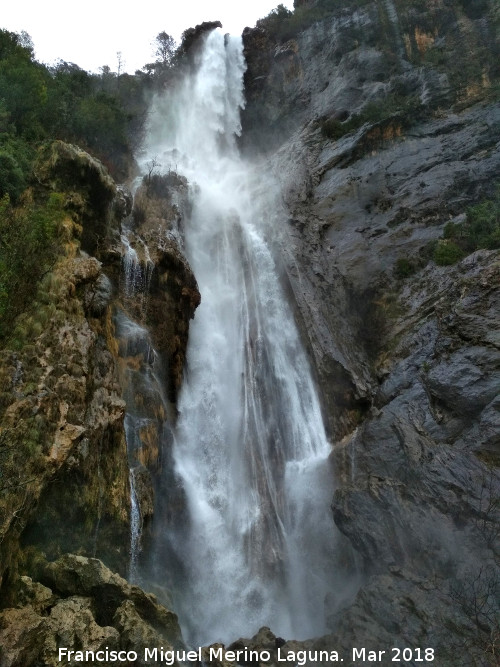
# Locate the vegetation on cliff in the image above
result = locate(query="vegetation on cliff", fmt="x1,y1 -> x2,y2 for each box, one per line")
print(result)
0,29 -> 136,185
250,0 -> 500,150
0,25 -> 186,344
0,4 -> 498,664
0,192 -> 65,340
257,1 -> 373,43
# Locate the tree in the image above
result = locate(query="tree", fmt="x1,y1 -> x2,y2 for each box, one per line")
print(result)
116,51 -> 124,78
18,30 -> 34,55
152,31 -> 175,67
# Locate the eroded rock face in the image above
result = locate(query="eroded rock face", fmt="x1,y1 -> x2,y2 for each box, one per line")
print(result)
0,201 -> 130,594
103,172 -> 200,570
121,173 -> 200,404
267,101 -> 500,440
0,141 -> 202,662
242,0 -> 498,150
326,253 -> 499,656
241,1 -> 499,663
0,555 -> 183,667
34,140 -> 119,256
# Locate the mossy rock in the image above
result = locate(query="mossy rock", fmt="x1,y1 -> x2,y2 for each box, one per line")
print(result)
34,141 -> 117,256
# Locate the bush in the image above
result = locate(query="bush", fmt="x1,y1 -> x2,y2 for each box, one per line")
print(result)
465,195 -> 500,250
433,239 -> 464,266
321,118 -> 346,140
256,4 -> 293,40
0,152 -> 25,200
394,257 -> 418,278
0,192 -> 65,339
440,186 -> 500,259
0,134 -> 34,201
321,93 -> 424,140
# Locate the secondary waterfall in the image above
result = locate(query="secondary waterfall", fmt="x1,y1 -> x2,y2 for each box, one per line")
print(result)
141,29 -> 337,645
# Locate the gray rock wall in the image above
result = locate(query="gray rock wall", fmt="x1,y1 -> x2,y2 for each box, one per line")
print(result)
242,1 -> 500,663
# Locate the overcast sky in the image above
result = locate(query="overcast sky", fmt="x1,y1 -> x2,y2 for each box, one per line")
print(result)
2,1 -> 294,74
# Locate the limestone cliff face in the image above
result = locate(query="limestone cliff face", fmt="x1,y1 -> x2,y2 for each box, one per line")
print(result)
107,171 -> 200,553
126,172 -> 200,404
0,142 -> 130,596
242,0 -> 499,663
0,142 -> 196,662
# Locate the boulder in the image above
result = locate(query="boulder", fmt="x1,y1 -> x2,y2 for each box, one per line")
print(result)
0,555 -> 184,666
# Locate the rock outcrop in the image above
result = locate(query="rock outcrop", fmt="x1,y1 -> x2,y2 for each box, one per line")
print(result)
126,172 -> 200,403
0,142 -> 200,660
105,170 -> 200,558
0,555 -> 183,667
0,143 -> 130,593
242,1 -> 499,664
34,141 -> 120,256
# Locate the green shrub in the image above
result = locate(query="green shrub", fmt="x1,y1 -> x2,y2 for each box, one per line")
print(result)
321,93 -> 423,140
0,152 -> 25,201
440,186 -> 500,260
321,118 -> 346,140
0,192 -> 65,340
394,257 -> 418,278
433,240 -> 464,265
0,134 -> 34,201
465,195 -> 500,250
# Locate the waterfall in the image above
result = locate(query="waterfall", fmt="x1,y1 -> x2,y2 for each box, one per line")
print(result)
141,29 -> 338,645
117,236 -> 171,585
128,465 -> 142,582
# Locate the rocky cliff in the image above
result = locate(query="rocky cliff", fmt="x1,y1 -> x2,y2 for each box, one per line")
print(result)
0,2 -> 498,665
241,0 -> 499,663
0,142 -> 197,664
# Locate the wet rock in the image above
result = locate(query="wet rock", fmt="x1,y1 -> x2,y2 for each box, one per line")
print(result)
120,174 -> 200,403
0,606 -> 48,667
178,21 -> 223,60
83,273 -> 113,316
326,254 -> 500,663
132,464 -> 155,522
42,554 -> 182,646
0,556 -> 183,667
240,2 -> 500,663
34,141 -> 118,256
114,185 -> 133,221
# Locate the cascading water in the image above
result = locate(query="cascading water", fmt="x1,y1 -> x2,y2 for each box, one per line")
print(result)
117,235 -> 170,583
141,29 -> 338,645
128,465 -> 142,581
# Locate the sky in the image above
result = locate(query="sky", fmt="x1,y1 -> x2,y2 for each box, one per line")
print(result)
2,1 -> 294,74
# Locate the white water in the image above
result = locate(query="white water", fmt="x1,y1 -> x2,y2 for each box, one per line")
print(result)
119,241 -> 154,583
121,233 -> 154,310
128,465 -> 142,582
143,29 -> 337,645
116,241 -> 169,585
